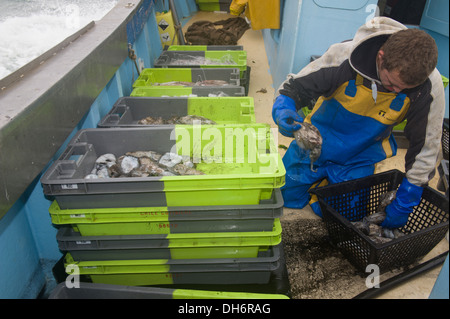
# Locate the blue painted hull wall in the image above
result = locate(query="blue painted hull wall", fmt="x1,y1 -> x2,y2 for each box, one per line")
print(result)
262,0 -> 379,92
419,0 -> 449,118
0,0 -> 197,299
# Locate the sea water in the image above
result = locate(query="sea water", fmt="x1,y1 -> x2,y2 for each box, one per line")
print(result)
0,0 -> 118,80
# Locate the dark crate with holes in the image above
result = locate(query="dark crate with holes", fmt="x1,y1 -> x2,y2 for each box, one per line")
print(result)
443,118 -> 449,160
310,170 -> 449,273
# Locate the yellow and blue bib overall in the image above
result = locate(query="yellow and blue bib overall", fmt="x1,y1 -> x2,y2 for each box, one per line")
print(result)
281,74 -> 410,215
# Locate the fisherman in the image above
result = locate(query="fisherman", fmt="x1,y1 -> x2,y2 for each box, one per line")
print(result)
272,17 -> 445,229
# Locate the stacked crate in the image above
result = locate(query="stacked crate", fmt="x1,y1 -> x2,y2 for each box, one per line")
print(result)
195,0 -> 233,13
130,67 -> 246,97
43,47 -> 288,294
151,47 -> 250,95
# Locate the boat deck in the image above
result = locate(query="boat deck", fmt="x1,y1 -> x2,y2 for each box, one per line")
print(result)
183,10 -> 449,299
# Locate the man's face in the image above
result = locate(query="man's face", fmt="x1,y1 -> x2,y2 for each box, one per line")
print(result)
378,67 -> 416,93
377,50 -> 417,93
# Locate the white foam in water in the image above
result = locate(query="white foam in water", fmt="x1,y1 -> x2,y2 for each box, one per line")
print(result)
0,0 -> 118,80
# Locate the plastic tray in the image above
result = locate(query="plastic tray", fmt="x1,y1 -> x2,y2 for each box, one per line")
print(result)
62,236 -> 281,261
56,219 -> 282,260
48,282 -> 289,299
130,85 -> 245,97
132,67 -> 240,88
132,68 -> 240,87
196,0 -> 232,12
310,169 -> 449,273
154,50 -> 247,78
63,246 -> 280,286
97,96 -> 255,128
443,118 -> 448,160
66,240 -> 280,262
49,189 -> 283,235
40,125 -> 285,209
167,45 -> 244,51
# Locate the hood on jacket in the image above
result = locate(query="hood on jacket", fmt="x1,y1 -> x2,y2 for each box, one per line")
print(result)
349,17 -> 407,82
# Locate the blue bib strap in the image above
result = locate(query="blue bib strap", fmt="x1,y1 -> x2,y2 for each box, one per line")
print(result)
389,93 -> 406,111
344,79 -> 357,97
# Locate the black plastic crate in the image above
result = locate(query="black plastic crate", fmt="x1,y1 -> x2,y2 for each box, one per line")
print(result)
443,118 -> 449,160
437,160 -> 449,197
310,170 -> 449,273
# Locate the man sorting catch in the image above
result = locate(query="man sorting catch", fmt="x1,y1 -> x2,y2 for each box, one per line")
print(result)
272,17 -> 445,229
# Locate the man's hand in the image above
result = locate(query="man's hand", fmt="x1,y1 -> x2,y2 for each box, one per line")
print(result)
272,95 -> 303,137
381,178 -> 423,229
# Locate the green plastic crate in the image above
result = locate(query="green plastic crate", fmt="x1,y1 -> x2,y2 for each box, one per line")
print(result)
167,45 -> 244,51
130,85 -> 245,97
154,50 -> 247,78
49,189 -> 283,235
48,282 -> 289,299
40,124 -> 285,209
66,240 -> 280,262
196,0 -> 232,12
131,67 -> 240,88
63,245 -> 280,286
56,219 -> 282,259
442,75 -> 448,89
97,96 -> 255,128
131,67 -> 250,96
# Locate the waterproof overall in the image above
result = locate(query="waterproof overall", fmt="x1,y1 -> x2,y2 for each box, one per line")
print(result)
282,74 -> 410,215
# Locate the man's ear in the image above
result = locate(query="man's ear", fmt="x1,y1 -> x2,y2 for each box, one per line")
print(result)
377,49 -> 384,62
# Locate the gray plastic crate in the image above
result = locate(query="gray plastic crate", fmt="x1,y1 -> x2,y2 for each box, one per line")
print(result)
196,0 -> 233,12
40,126 -> 284,209
56,219 -> 283,260
48,282 -> 289,299
154,50 -> 247,78
63,245 -> 281,286
65,238 -> 279,262
130,85 -> 246,97
59,226 -> 281,261
50,189 -> 283,236
167,45 -> 244,51
97,96 -> 255,128
132,67 -> 240,88
49,282 -> 176,299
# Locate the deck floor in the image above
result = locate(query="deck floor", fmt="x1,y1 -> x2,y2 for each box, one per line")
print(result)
183,10 -> 448,299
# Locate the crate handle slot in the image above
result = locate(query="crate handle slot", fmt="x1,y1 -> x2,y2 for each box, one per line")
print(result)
106,105 -> 127,124
61,144 -> 92,162
56,143 -> 96,180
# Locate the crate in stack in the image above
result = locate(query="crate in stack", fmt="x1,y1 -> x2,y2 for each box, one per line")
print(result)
41,93 -> 287,292
195,0 -> 233,13
153,46 -> 250,95
130,67 -> 246,97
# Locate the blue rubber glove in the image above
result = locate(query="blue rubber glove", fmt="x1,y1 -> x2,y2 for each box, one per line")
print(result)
272,95 -> 303,137
381,178 -> 423,229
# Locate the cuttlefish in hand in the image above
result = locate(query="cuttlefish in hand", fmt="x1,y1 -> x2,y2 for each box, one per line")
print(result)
293,121 -> 322,172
